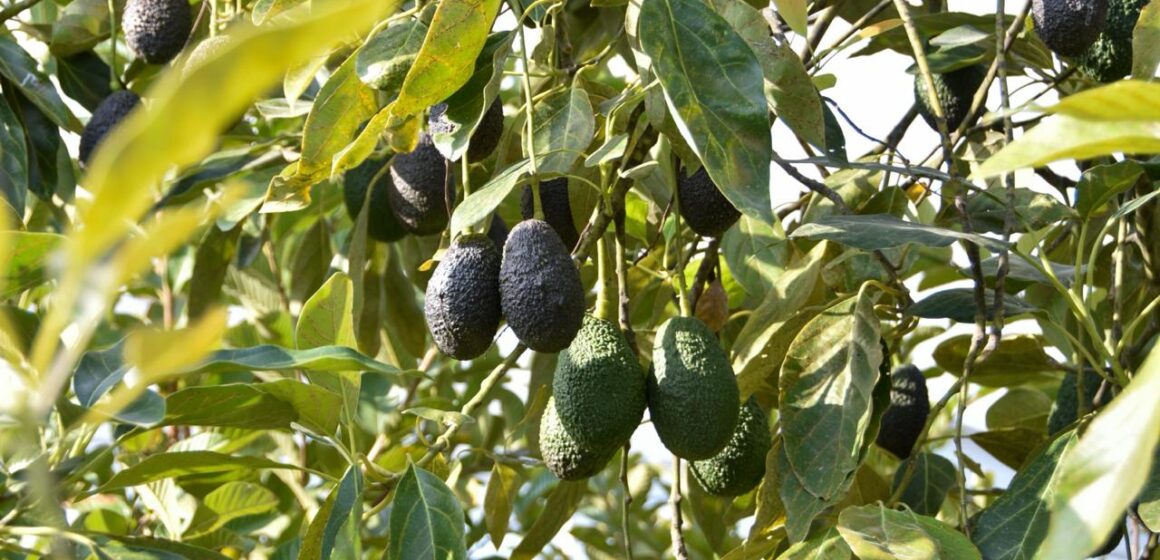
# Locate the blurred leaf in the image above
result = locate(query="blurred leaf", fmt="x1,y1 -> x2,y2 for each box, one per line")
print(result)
289,218 -> 333,304
1075,161 -> 1146,219
301,466 -> 363,560
773,0 -> 808,35
430,31 -> 513,162
186,344 -> 401,377
388,463 -> 466,560
162,384 -> 298,429
1137,449 -> 1160,532
972,428 -> 1045,470
188,225 -> 243,320
965,188 -> 1075,234
1134,1 -> 1160,79
511,480 -> 587,559
86,534 -> 229,560
892,453 -> 956,516
987,387 -> 1051,432
0,231 -> 62,298
1046,81 -> 1160,121
1038,347 -> 1160,558
450,159 -> 531,234
185,481 -> 279,539
531,86 -> 596,174
484,462 -> 520,548
973,116 -> 1160,179
72,340 -> 166,427
49,0 -> 117,56
98,452 -> 301,493
56,51 -> 113,112
793,213 -> 1004,251
0,93 -> 28,214
0,34 -> 81,132
639,0 -> 773,223
909,290 -> 1037,324
837,504 -> 980,559
125,308 -> 227,378
776,527 -> 851,559
933,334 -> 1060,387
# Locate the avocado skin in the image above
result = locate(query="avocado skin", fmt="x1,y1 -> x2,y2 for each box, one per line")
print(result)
552,315 -> 646,453
875,364 -> 930,459
499,219 -> 585,353
648,316 -> 740,460
79,90 -> 141,165
388,136 -> 453,236
1033,0 -> 1109,57
428,98 -> 505,161
1046,369 -> 1111,435
914,64 -> 988,132
424,234 -> 502,360
691,397 -> 770,497
343,156 -> 408,243
521,178 -> 580,250
1078,0 -> 1148,82
122,0 -> 192,65
677,167 -> 741,238
540,397 -> 619,480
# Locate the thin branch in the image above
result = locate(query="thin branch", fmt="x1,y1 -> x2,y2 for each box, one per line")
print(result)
0,0 -> 43,21
620,444 -> 635,560
866,104 -> 919,157
782,156 -> 952,183
670,457 -> 689,560
773,153 -> 847,209
689,238 -> 720,310
985,0 -> 1015,356
799,4 -> 839,66
950,0 -> 1033,143
809,0 -> 893,70
952,194 -> 988,536
891,0 -> 955,171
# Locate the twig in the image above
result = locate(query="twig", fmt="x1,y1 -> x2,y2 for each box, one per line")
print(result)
0,0 -> 43,21
689,238 -> 720,310
782,156 -> 951,183
985,0 -> 1015,356
800,4 -> 840,66
670,457 -> 689,560
866,104 -> 919,157
773,153 -> 847,209
891,0 -> 955,171
950,0 -> 1033,143
952,194 -> 988,536
824,97 -> 908,165
620,444 -> 635,560
614,207 -> 638,355
809,0 -> 893,70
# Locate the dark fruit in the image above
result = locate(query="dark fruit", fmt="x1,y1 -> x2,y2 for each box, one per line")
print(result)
388,136 -> 453,236
914,65 -> 988,132
343,156 -> 407,243
521,178 -> 579,250
677,166 -> 741,238
1032,0 -> 1109,57
122,0 -> 193,65
875,364 -> 930,459
79,90 -> 141,165
424,234 -> 503,360
499,219 -> 585,353
691,398 -> 770,496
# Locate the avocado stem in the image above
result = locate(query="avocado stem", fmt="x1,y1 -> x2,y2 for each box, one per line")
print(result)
595,234 -> 617,323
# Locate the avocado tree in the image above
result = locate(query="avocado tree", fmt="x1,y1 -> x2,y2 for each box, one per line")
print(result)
1,0 -> 1159,556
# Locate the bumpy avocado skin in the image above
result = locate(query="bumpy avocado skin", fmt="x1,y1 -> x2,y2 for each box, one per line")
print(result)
875,364 -> 930,459
343,156 -> 408,243
122,0 -> 192,65
1046,369 -> 1110,434
1078,0 -> 1148,82
79,90 -> 141,165
521,178 -> 580,250
499,219 -> 585,353
1033,0 -> 1109,57
424,234 -> 503,360
691,398 -> 771,497
648,316 -> 740,460
552,315 -> 646,453
388,136 -> 453,236
540,397 -> 619,480
914,64 -> 988,132
428,99 -> 505,161
677,167 -> 741,238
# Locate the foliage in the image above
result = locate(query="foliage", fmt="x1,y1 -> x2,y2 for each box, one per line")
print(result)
0,0 -> 1159,558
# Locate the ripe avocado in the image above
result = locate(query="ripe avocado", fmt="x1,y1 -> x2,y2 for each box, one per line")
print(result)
388,136 -> 453,236
499,219 -> 585,353
875,364 -> 930,459
914,64 -> 988,132
552,315 -> 646,453
648,316 -> 740,460
429,99 -> 505,162
1032,0 -> 1109,57
521,178 -> 580,251
79,90 -> 141,165
539,397 -> 619,480
424,234 -> 503,360
343,156 -> 408,243
1078,0 -> 1148,82
677,166 -> 741,238
691,397 -> 770,497
122,0 -> 193,65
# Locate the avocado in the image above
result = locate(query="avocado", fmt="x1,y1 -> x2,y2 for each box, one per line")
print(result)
690,397 -> 770,497
424,234 -> 502,360
499,219 -> 585,353
648,316 -> 740,460
677,166 -> 741,238
79,90 -> 141,165
552,315 -> 646,453
428,98 -> 505,162
1047,369 -> 1111,435
539,397 -> 619,480
875,364 -> 930,459
122,0 -> 193,65
1032,0 -> 1109,57
914,64 -> 988,132
388,135 -> 453,236
343,156 -> 408,243
1078,0 -> 1148,82
521,178 -> 579,250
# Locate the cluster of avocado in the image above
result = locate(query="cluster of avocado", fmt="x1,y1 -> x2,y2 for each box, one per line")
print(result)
1077,0 -> 1149,82
1032,0 -> 1109,58
913,64 -> 989,133
875,364 -> 930,459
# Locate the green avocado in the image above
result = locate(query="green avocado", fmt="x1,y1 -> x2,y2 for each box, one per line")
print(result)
539,397 -> 620,480
677,166 -> 741,238
424,234 -> 503,360
1047,369 -> 1111,435
551,315 -> 646,455
913,64 -> 988,133
648,316 -> 740,460
874,364 -> 929,459
388,136 -> 453,236
122,0 -> 192,65
343,156 -> 408,243
499,219 -> 585,353
1032,0 -> 1109,58
521,178 -> 580,250
79,91 -> 141,165
1078,0 -> 1148,82
691,397 -> 770,497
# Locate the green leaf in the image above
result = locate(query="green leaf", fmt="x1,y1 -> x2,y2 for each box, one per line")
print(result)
98,452 -> 301,493
972,428 -> 1046,470
965,187 -> 1076,234
56,52 -> 113,112
721,215 -> 790,297
388,463 -> 466,560
909,289 -> 1037,324
776,527 -> 852,559
1075,161 -> 1146,219
288,218 -> 332,305
971,432 -> 1078,560
484,463 -> 520,548
185,344 -> 401,377
973,116 -> 1160,179
531,87 -> 596,174
297,271 -> 361,425
772,0 -> 808,35
430,31 -> 513,162
987,387 -> 1051,431
511,480 -> 586,559
449,159 -> 531,234
0,34 -> 81,132
1037,346 -> 1160,558
779,442 -> 837,542
161,384 -> 298,430
188,225 -> 242,320
1046,80 -> 1160,121
1137,449 -> 1160,532
86,535 -> 230,560
1134,1 -> 1160,79
257,379 -> 343,435
73,341 -> 166,426
0,93 -> 28,214
779,283 -> 882,503
185,482 -> 279,539
356,17 -> 429,94
837,504 -> 981,560
0,231 -> 63,298
792,214 -> 1005,252
639,0 -> 773,224
892,453 -> 956,516
302,467 -> 363,560
932,334 -> 1060,387
404,407 -> 475,427
971,256 -> 1077,287
49,0 -> 114,56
